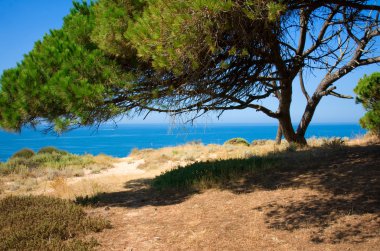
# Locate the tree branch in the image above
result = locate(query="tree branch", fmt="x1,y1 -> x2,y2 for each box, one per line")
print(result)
302,7 -> 340,58
320,86 -> 353,99
299,69 -> 310,101
359,56 -> 380,65
296,8 -> 309,56
329,91 -> 353,99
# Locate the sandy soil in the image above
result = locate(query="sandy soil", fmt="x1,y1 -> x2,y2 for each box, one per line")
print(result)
74,143 -> 380,251
68,158 -> 146,184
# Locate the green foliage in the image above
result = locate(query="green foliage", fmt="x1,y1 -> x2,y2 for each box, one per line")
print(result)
11,148 -> 35,159
224,137 -> 250,146
126,0 -> 234,72
0,149 -> 94,176
0,1 -> 129,132
0,0 -> 378,143
125,0 -> 284,73
354,72 -> 380,136
38,146 -> 68,155
91,0 -> 143,58
0,195 -> 111,250
152,157 -> 278,191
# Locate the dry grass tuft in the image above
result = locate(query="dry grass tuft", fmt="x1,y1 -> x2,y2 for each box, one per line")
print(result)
50,177 -> 72,199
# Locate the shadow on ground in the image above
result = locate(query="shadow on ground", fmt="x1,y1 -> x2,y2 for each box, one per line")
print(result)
79,178 -> 198,208
80,144 -> 380,244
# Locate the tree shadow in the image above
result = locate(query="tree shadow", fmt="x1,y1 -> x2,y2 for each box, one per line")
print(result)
80,144 -> 380,243
250,144 -> 380,244
80,178 -> 199,208
254,194 -> 380,244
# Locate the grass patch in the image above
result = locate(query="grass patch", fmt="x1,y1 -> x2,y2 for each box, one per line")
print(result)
0,148 -> 114,177
0,195 -> 111,250
0,152 -> 94,176
0,148 -> 115,196
152,156 -> 279,191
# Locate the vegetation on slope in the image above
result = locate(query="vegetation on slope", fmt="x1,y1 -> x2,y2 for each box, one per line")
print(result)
152,156 -> 279,191
0,195 -> 111,250
0,147 -> 113,176
0,147 -> 114,196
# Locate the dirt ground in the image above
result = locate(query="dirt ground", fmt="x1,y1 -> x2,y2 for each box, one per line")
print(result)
83,143 -> 380,251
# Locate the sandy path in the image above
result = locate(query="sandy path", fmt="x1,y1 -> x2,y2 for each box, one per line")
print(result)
35,158 -> 159,198
85,144 -> 380,251
67,158 -> 146,185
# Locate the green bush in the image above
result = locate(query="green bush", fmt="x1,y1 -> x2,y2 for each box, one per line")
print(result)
0,195 -> 111,250
152,157 -> 278,191
11,148 -> 35,159
224,137 -> 250,146
1,151 -> 95,176
354,72 -> 380,136
38,146 -> 68,155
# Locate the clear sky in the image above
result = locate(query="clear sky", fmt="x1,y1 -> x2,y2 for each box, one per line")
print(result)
0,0 -> 378,125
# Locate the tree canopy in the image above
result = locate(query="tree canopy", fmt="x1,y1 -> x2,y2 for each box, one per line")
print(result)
354,72 -> 380,136
0,0 -> 379,143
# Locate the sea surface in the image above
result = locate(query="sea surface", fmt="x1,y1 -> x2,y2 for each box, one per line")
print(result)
0,123 -> 366,162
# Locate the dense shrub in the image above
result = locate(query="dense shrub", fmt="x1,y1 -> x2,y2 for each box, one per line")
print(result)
224,138 -> 250,146
152,157 -> 278,191
0,151 -> 94,176
0,195 -> 111,250
354,72 -> 380,136
38,146 -> 68,155
10,148 -> 35,159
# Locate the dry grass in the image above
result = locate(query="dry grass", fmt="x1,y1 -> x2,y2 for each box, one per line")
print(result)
128,136 -> 353,172
1,135 -> 379,250
129,140 -> 281,171
47,177 -> 111,200
1,136 -> 370,200
347,132 -> 380,146
88,141 -> 380,250
0,151 -> 116,198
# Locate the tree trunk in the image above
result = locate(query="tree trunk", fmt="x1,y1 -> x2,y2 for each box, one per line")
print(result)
275,124 -> 282,144
296,95 -> 323,144
276,80 -> 307,144
279,116 -> 307,145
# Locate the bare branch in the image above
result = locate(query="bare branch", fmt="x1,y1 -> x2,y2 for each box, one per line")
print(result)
296,8 -> 310,56
329,91 -> 353,99
359,56 -> 380,65
319,85 -> 353,99
303,7 -> 340,58
299,69 -> 310,101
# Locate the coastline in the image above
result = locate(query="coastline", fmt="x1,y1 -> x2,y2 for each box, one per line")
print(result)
0,123 -> 367,162
1,134 -> 378,199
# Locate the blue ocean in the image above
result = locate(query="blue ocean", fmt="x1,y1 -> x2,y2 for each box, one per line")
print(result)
0,123 -> 366,162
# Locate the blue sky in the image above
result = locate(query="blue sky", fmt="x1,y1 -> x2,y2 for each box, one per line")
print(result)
0,0 -> 378,125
